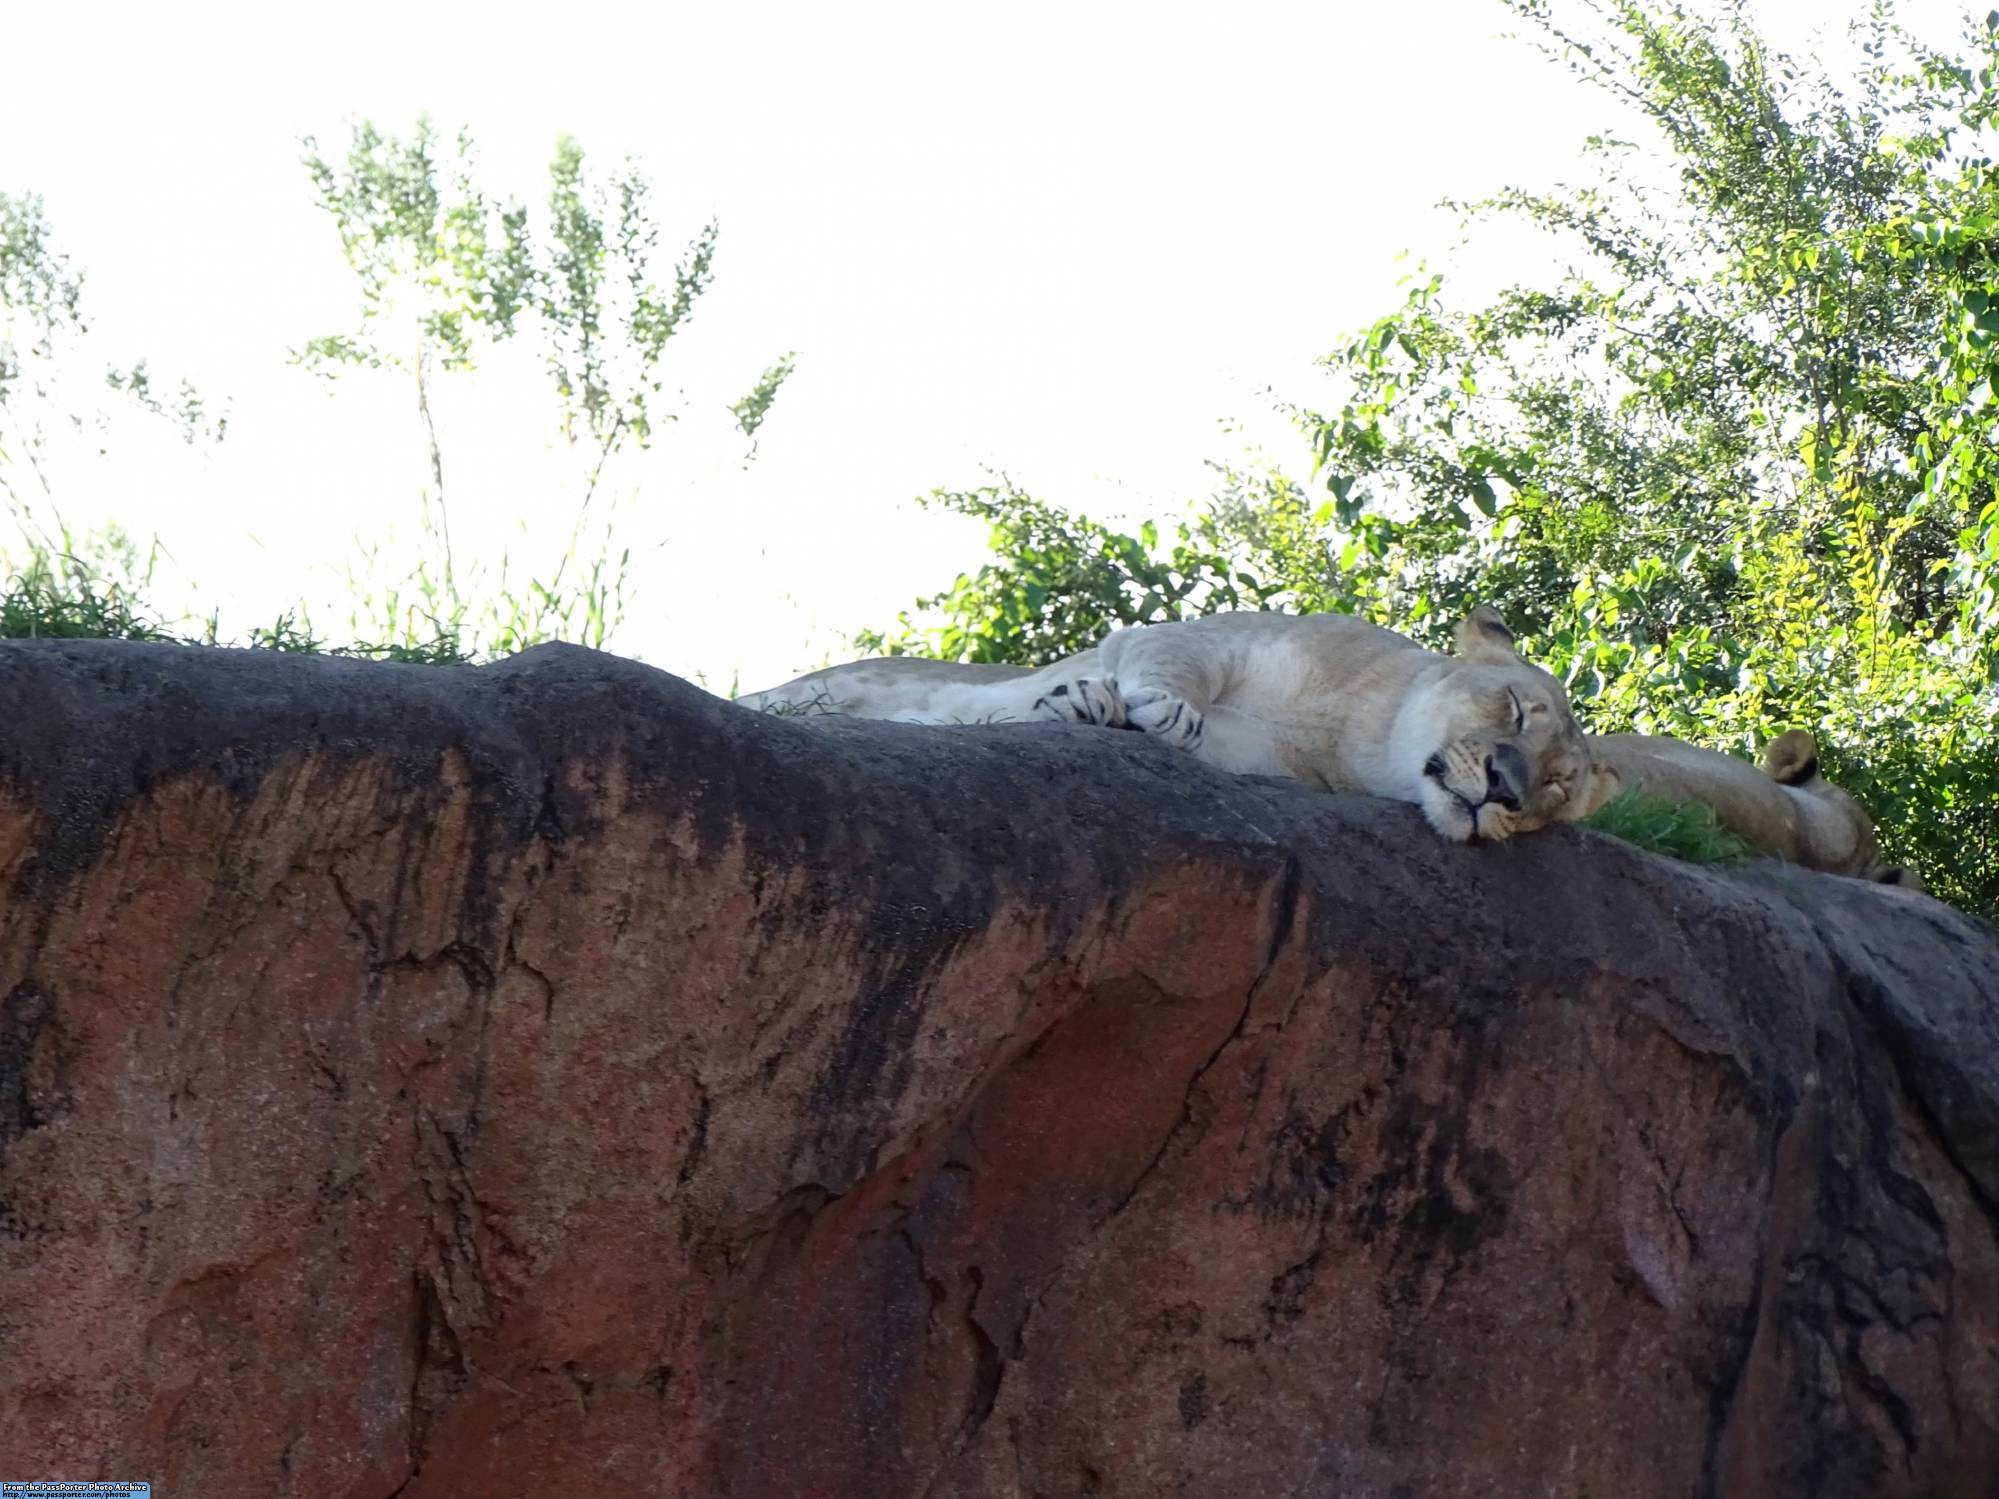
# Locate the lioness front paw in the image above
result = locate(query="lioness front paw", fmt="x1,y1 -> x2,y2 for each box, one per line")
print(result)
1033,677 -> 1127,728
1123,687 -> 1205,750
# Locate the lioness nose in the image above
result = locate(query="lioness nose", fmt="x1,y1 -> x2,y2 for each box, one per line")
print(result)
1485,745 -> 1527,811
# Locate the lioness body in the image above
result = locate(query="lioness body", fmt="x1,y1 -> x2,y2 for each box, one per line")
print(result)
1585,729 -> 1915,887
740,608 -> 1595,844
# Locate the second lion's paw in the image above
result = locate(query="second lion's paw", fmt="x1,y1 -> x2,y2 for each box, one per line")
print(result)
1124,687 -> 1204,749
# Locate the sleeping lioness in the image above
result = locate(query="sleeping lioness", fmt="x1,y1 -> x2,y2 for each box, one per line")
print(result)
1583,728 -> 1918,888
738,605 -> 1596,844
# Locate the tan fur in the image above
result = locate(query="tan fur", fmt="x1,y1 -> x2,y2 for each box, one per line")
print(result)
1581,729 -> 1919,888
738,606 -> 1597,845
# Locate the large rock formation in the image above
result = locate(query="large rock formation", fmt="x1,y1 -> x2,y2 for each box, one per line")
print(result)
0,639 -> 1995,1497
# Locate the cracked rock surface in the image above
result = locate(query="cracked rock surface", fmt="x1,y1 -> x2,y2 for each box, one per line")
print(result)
1,638 -> 1997,1498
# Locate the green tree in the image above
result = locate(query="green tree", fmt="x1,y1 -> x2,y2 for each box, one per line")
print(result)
1284,0 -> 1999,912
299,119 -> 796,655
1,192 -> 220,547
853,477 -> 1305,666
2,192 -> 225,644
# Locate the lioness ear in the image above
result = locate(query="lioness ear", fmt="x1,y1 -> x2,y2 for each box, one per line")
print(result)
1454,604 -> 1522,665
1762,728 -> 1820,787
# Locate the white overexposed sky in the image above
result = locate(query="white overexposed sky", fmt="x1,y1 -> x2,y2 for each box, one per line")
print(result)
0,0 -> 1976,689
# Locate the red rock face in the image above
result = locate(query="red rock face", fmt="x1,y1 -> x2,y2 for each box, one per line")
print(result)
0,640 -> 1995,1498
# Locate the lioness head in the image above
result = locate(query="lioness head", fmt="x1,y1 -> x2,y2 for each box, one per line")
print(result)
1762,728 -> 1923,890
1397,605 -> 1595,844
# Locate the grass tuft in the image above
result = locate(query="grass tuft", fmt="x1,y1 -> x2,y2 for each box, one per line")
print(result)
251,610 -> 474,665
757,687 -> 839,717
1,551 -> 178,643
1581,786 -> 1756,866
1,540 -> 480,665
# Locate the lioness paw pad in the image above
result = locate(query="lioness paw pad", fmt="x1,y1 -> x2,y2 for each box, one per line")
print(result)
1124,687 -> 1205,749
1033,678 -> 1126,728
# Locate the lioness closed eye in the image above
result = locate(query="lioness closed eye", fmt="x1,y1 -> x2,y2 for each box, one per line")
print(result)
736,605 -> 1597,845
